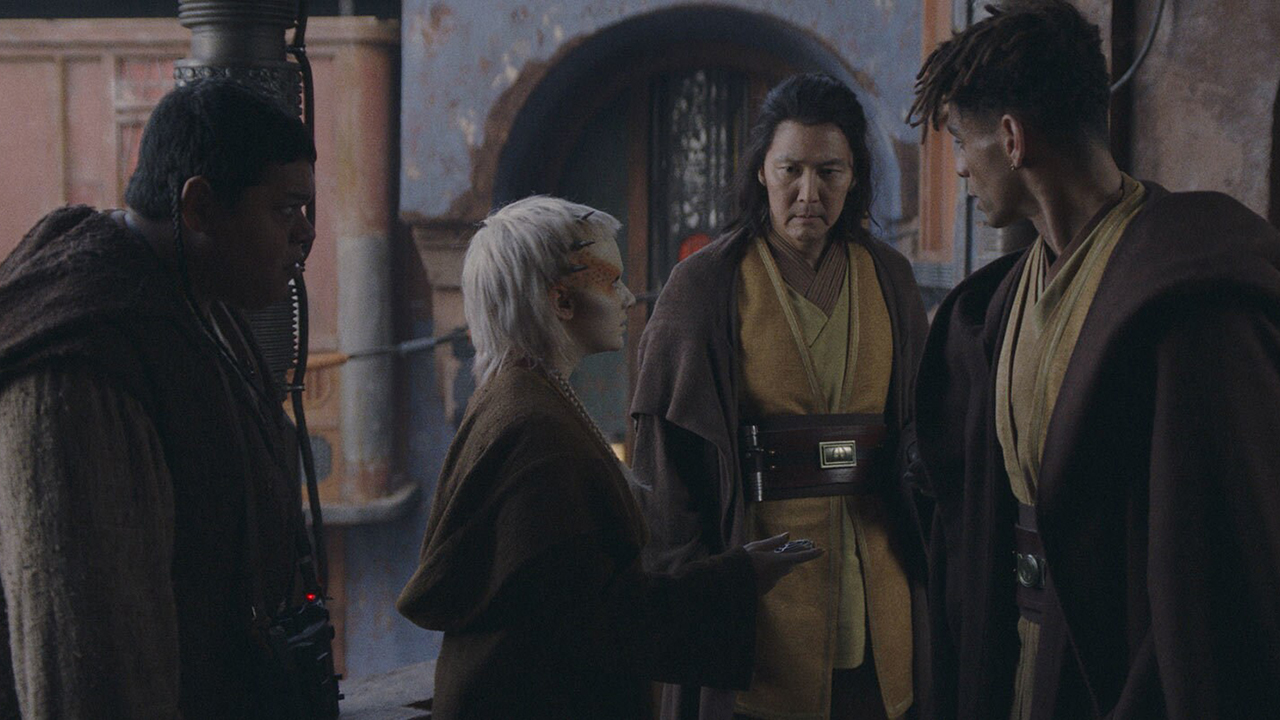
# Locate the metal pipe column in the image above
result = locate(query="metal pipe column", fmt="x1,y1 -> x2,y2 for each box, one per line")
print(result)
175,0 -> 396,509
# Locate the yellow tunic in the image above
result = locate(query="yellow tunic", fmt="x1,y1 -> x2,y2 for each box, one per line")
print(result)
734,237 -> 913,720
995,175 -> 1147,719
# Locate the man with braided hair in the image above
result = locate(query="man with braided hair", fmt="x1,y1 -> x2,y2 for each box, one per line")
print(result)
0,80 -> 319,718
908,2 -> 1280,718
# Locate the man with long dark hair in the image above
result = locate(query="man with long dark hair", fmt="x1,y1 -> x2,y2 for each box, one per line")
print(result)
631,73 -> 931,720
909,2 -> 1280,718
0,80 -> 321,718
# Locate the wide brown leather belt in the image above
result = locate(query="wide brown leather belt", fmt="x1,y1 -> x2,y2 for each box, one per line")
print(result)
1014,502 -> 1050,623
739,413 -> 889,502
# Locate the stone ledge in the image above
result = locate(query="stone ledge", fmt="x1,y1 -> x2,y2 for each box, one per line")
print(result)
339,659 -> 435,720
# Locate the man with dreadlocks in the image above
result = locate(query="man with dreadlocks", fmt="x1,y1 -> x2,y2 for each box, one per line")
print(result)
0,80 -> 320,718
908,1 -> 1280,719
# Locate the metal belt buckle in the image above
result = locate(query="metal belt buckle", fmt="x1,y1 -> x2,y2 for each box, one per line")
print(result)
818,440 -> 857,469
1015,552 -> 1046,589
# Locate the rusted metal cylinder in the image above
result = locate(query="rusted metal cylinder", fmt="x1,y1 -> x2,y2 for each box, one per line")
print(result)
174,0 -> 302,113
180,0 -> 295,61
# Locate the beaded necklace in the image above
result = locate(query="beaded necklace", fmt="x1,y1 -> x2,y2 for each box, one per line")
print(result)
542,366 -> 615,458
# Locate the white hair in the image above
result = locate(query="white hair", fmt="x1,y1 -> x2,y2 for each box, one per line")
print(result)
462,195 -> 622,386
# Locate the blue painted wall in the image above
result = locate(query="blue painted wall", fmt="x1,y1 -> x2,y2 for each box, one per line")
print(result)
341,318 -> 451,677
400,0 -> 923,226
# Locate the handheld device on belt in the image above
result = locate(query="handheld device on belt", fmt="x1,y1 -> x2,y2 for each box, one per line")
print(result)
740,413 -> 890,502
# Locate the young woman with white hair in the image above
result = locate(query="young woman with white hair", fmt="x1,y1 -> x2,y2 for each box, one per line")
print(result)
397,196 -> 822,719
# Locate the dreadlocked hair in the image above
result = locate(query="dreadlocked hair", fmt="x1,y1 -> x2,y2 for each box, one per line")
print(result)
909,0 -> 1110,147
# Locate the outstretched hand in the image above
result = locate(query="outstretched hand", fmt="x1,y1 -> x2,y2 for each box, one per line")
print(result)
743,533 -> 824,596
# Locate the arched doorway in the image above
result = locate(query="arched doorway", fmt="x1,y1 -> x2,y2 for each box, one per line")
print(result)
491,7 -> 899,453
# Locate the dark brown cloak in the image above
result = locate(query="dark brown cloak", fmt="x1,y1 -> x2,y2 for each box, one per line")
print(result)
397,363 -> 758,720
0,207 -> 303,718
629,228 -> 932,719
916,183 -> 1280,719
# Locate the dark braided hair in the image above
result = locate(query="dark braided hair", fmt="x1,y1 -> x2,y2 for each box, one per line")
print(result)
170,191 -> 192,298
909,0 -> 1110,147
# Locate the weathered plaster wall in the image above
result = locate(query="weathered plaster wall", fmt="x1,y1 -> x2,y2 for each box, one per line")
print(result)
951,0 -> 1279,286
1125,0 -> 1279,215
400,0 -> 928,428
1072,0 -> 1112,62
400,0 -> 924,224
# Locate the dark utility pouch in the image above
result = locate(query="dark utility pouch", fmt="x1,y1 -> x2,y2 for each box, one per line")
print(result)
251,598 -> 342,719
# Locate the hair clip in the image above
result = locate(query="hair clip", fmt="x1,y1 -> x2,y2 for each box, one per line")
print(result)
577,210 -> 595,222
565,237 -> 594,273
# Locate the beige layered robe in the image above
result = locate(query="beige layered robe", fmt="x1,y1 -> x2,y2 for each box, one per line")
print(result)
733,237 -> 913,720
630,224 -> 930,720
995,175 -> 1148,718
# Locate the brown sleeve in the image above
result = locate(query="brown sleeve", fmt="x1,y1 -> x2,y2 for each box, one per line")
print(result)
628,247 -> 742,580
0,368 -> 182,719
503,537 -> 758,690
630,413 -> 728,572
881,243 -> 933,545
454,440 -> 758,692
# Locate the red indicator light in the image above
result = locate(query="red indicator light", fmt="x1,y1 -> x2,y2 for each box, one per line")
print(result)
306,593 -> 318,602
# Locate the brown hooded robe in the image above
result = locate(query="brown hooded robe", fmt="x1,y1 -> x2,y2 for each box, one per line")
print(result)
397,363 -> 759,720
0,207 -> 304,719
916,184 -> 1280,719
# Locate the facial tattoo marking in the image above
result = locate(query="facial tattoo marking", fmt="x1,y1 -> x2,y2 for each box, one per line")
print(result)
565,250 -> 620,293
